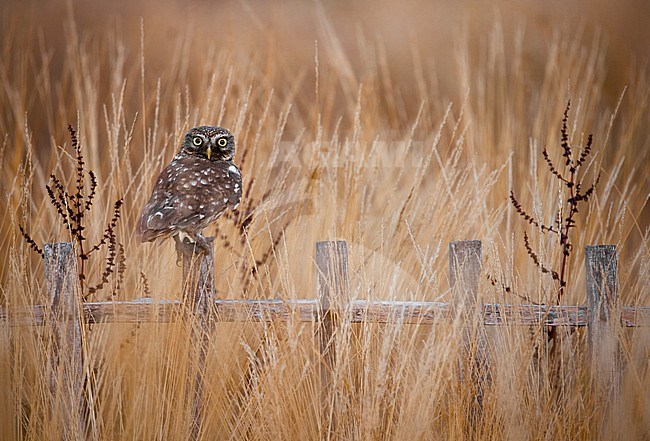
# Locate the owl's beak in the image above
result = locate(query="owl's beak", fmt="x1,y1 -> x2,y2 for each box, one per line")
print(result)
206,146 -> 212,160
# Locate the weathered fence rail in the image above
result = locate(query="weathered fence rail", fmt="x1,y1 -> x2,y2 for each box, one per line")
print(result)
3,298 -> 649,327
2,239 -> 649,440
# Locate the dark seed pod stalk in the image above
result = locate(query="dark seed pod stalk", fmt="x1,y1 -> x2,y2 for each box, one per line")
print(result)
19,125 -> 124,300
509,101 -> 600,304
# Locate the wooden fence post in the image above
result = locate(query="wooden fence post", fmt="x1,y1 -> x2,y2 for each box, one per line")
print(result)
180,238 -> 215,440
449,240 -> 489,432
44,242 -> 85,440
585,245 -> 621,409
316,240 -> 350,440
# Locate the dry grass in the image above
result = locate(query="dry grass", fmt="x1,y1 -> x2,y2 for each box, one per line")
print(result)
1,0 -> 649,439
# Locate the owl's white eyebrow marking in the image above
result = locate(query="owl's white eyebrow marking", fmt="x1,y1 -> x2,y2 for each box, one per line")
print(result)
233,203 -> 239,210
228,165 -> 240,175
223,198 -> 228,203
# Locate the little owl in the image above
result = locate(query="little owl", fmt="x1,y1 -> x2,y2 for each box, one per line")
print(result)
137,126 -> 242,254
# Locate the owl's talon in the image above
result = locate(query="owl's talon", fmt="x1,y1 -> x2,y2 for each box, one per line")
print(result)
173,233 -> 214,260
195,234 -> 214,253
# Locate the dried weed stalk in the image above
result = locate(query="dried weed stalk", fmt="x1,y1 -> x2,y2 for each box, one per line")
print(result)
490,101 -> 601,306
19,125 -> 125,300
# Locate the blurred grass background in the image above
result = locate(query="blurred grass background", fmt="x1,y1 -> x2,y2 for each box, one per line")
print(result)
1,0 -> 649,439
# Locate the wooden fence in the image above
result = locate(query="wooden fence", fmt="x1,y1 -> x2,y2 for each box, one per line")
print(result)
2,239 -> 650,439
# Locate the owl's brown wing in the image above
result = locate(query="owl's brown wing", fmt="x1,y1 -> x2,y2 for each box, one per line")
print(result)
221,162 -> 243,211
137,161 -> 182,242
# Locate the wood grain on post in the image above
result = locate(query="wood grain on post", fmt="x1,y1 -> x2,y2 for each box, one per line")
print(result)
585,245 -> 621,405
180,239 -> 215,440
316,240 -> 350,439
449,240 -> 488,431
44,242 -> 85,440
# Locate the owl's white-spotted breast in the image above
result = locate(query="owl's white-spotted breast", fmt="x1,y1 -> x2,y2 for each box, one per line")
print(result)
137,126 -> 242,250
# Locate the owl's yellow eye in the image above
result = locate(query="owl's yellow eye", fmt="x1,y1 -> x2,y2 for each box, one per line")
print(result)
192,137 -> 203,146
217,138 -> 228,147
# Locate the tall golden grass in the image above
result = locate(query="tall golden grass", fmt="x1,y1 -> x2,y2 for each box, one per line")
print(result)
1,0 -> 649,439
